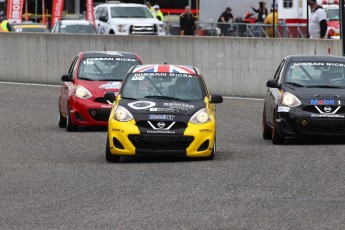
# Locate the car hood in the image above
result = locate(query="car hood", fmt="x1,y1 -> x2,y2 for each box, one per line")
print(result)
287,87 -> 345,105
109,18 -> 162,25
119,98 -> 206,121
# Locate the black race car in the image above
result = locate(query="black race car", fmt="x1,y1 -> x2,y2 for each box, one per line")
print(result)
263,55 -> 345,144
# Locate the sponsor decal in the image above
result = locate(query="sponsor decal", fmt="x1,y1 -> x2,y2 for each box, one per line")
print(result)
199,129 -> 212,133
128,101 -> 156,110
292,62 -> 345,68
101,105 -> 112,108
112,128 -> 124,133
149,108 -> 176,112
85,57 -> 136,62
99,82 -> 122,89
149,114 -> 175,120
164,102 -> 195,110
310,99 -> 334,105
146,130 -> 176,134
311,114 -> 345,118
277,106 -> 290,113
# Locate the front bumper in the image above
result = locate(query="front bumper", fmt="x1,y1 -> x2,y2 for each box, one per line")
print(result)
70,96 -> 112,127
108,119 -> 215,157
276,106 -> 345,137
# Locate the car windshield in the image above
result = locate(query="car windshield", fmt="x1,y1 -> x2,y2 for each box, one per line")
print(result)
121,73 -> 206,101
78,57 -> 141,81
285,61 -> 345,88
60,24 -> 95,33
326,8 -> 339,21
110,6 -> 154,18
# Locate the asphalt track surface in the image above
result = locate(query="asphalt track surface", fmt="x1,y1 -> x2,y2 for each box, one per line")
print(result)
1,83 -> 345,229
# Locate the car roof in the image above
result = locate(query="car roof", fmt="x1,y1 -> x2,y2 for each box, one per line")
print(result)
59,20 -> 92,25
96,3 -> 147,8
286,54 -> 345,63
131,64 -> 198,75
81,51 -> 139,59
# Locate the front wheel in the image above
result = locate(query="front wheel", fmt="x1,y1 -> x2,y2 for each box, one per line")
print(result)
58,103 -> 67,128
66,105 -> 78,132
272,116 -> 285,145
106,135 -> 120,163
262,110 -> 272,139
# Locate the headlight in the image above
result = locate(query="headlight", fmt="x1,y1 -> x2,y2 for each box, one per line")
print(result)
113,105 -> 133,122
281,92 -> 301,107
190,108 -> 210,124
75,85 -> 92,99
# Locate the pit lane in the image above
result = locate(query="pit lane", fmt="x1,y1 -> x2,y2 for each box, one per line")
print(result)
1,83 -> 345,229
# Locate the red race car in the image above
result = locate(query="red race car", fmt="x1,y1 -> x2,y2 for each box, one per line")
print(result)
58,51 -> 143,131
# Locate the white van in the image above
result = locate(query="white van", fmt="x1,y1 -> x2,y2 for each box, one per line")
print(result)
94,3 -> 166,35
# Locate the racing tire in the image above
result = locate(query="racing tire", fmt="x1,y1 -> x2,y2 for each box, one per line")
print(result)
262,110 -> 272,140
58,104 -> 67,128
66,105 -> 78,132
106,135 -> 120,163
272,116 -> 285,145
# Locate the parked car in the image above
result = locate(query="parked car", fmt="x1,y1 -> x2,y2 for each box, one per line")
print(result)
51,20 -> 96,34
58,51 -> 143,131
9,22 -> 49,33
104,64 -> 223,162
263,54 -> 345,144
94,3 -> 165,35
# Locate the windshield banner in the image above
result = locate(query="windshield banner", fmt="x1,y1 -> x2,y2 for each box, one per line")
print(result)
6,0 -> 24,24
86,0 -> 96,27
51,0 -> 64,27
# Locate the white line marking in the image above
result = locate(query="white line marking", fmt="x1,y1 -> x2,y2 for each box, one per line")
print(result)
223,96 -> 264,101
0,81 -> 61,87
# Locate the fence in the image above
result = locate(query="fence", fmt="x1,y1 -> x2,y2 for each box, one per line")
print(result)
165,20 -> 308,38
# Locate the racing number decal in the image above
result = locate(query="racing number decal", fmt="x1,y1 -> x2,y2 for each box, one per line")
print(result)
132,76 -> 145,81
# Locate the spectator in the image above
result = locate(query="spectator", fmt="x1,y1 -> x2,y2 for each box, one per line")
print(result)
153,5 -> 164,21
264,6 -> 278,37
179,6 -> 196,36
308,0 -> 327,39
251,1 -> 268,23
146,1 -> 154,15
217,7 -> 234,36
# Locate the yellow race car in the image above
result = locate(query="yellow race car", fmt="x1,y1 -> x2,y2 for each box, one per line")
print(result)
105,64 -> 223,162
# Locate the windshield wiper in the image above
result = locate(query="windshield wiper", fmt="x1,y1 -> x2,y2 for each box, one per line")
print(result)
285,82 -> 305,87
98,79 -> 123,81
145,95 -> 189,101
121,96 -> 137,100
78,77 -> 94,81
306,85 -> 345,89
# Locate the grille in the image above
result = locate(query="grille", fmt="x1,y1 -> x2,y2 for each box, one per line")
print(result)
88,109 -> 111,121
136,121 -> 187,129
131,25 -> 157,35
303,105 -> 345,113
94,97 -> 109,104
128,135 -> 194,150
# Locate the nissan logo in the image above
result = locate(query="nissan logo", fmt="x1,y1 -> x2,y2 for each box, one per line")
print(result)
324,106 -> 332,113
157,122 -> 165,128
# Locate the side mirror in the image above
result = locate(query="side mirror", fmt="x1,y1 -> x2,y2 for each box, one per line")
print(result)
61,74 -> 71,82
266,79 -> 278,88
210,94 -> 223,104
104,92 -> 116,103
99,15 -> 108,22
